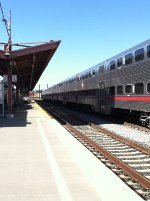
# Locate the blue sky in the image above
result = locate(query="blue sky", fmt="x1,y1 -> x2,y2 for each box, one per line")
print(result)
1,0 -> 150,90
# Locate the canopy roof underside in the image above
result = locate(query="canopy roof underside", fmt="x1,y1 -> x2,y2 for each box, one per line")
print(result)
0,40 -> 61,91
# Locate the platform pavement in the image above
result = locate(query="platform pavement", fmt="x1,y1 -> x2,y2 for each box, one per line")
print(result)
0,101 -> 144,201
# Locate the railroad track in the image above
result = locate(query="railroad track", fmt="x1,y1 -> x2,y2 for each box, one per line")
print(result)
36,100 -> 150,200
124,121 -> 150,133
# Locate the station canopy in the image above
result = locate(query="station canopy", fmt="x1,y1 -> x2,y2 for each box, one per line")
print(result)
0,40 -> 61,92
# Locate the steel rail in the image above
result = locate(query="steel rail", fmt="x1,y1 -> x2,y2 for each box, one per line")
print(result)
65,124 -> 150,189
67,112 -> 150,154
91,123 -> 150,155
35,100 -> 150,189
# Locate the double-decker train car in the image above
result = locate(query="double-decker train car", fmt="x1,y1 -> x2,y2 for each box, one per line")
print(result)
42,39 -> 150,126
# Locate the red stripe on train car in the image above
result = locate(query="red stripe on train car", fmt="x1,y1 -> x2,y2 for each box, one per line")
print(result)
113,96 -> 150,101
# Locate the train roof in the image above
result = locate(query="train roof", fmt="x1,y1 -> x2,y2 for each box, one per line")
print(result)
105,39 -> 150,62
46,39 -> 150,90
75,39 -> 150,75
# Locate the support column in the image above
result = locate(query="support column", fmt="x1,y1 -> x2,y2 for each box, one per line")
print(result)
6,10 -> 14,118
7,62 -> 13,116
16,79 -> 19,107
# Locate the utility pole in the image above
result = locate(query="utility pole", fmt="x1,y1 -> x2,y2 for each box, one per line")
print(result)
7,10 -> 13,116
2,9 -> 13,117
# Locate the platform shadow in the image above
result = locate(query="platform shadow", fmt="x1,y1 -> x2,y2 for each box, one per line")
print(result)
0,103 -> 33,128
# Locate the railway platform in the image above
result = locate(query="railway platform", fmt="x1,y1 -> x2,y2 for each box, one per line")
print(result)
0,101 -> 144,201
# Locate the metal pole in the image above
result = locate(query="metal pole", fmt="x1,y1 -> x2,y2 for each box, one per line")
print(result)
7,10 -> 13,115
39,84 -> 40,99
16,80 -> 19,106
7,63 -> 12,114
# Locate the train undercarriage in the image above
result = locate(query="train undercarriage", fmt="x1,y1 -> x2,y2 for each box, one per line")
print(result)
139,112 -> 150,128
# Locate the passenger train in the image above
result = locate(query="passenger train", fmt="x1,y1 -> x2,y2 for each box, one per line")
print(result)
42,39 -> 150,126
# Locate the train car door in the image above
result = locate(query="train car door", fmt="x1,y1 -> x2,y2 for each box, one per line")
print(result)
98,81 -> 106,112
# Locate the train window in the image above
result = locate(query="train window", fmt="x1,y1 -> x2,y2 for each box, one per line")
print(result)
125,84 -> 133,94
117,58 -> 123,67
135,48 -> 144,62
85,72 -> 91,79
125,53 -> 133,65
110,61 -> 115,70
81,75 -> 84,80
92,70 -> 96,76
88,72 -> 91,77
147,82 -> 150,93
109,86 -> 115,95
135,83 -> 144,94
117,85 -> 123,94
98,65 -> 104,74
147,45 -> 150,57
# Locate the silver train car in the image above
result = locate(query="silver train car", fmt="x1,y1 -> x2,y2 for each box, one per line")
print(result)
42,39 -> 150,126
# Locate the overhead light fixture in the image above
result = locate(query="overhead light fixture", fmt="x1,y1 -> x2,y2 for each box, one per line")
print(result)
4,52 -> 11,58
